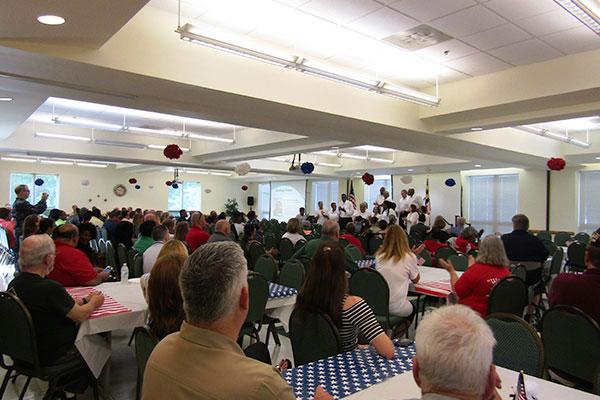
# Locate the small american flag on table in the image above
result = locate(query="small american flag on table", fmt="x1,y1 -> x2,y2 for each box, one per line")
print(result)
516,370 -> 527,400
66,287 -> 130,318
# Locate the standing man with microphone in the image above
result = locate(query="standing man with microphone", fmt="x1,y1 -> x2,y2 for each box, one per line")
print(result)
338,193 -> 355,231
12,184 -> 48,257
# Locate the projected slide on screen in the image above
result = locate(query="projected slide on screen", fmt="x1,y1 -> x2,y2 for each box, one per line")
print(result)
270,181 -> 306,221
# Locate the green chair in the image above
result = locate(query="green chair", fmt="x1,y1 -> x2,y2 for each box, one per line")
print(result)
436,246 -> 457,261
117,243 -> 128,268
566,241 -> 587,272
368,236 -> 383,255
542,239 -> 558,257
298,256 -> 312,276
289,309 -> 342,366
574,232 -> 590,245
536,231 -> 552,242
294,239 -> 306,252
255,254 -> 278,282
345,245 -> 363,263
488,275 -> 528,317
278,238 -> 295,263
419,248 -> 432,266
279,260 -> 305,289
554,231 -> 572,247
133,326 -> 159,400
238,272 -> 269,345
486,313 -> 545,377
128,248 -> 137,277
105,240 -> 117,268
448,254 -> 469,272
246,242 -> 265,270
263,233 -> 278,252
548,247 -> 564,278
510,264 -> 527,282
541,306 -> 600,388
133,253 -> 144,278
0,291 -> 99,400
98,238 -> 107,256
349,268 -> 408,333
338,238 -> 349,248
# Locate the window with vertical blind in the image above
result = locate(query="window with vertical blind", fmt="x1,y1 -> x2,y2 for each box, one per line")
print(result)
311,180 -> 339,211
579,171 -> 600,233
467,174 -> 518,235
258,183 -> 271,220
364,175 -> 392,206
9,173 -> 60,210
167,181 -> 201,211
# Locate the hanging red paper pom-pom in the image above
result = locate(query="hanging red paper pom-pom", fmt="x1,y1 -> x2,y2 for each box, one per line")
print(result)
241,185 -> 248,191
362,172 -> 375,185
547,157 -> 566,171
165,180 -> 172,186
128,178 -> 137,184
163,144 -> 183,160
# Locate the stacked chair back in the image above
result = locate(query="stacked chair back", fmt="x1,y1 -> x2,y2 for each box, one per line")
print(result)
542,239 -> 558,257
101,228 -> 108,240
549,247 -> 564,277
436,246 -> 457,262
117,243 -> 128,268
128,249 -> 137,276
133,326 -> 159,399
554,232 -> 572,246
541,306 -> 600,386
133,253 -> 144,278
98,238 -> 107,255
289,309 -> 341,366
486,313 -> 545,377
368,237 -> 383,255
573,232 -> 590,245
294,240 -> 306,252
279,260 -> 305,289
279,238 -> 295,263
448,254 -> 469,272
263,233 -> 278,253
105,241 -> 117,268
567,241 -> 587,272
488,275 -> 528,317
255,254 -> 278,282
536,231 -> 552,242
247,242 -> 265,270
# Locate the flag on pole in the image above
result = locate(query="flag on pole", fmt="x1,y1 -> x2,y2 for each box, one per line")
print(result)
349,180 -> 356,209
424,177 -> 431,212
516,370 -> 527,400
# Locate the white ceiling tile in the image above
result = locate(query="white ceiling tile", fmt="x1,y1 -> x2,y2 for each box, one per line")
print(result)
461,23 -> 532,50
414,39 -> 479,62
483,0 -> 559,21
513,8 -> 581,36
346,7 -> 419,39
489,38 -> 563,65
445,52 -> 511,75
541,26 -> 600,54
428,5 -> 507,37
300,0 -> 381,24
275,0 -> 311,7
325,54 -> 370,71
388,0 -> 476,23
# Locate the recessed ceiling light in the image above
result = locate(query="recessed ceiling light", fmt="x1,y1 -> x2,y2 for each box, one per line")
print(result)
470,127 -> 483,131
474,164 -> 482,168
0,97 -> 13,102
407,169 -> 414,172
596,156 -> 600,160
37,15 -> 65,25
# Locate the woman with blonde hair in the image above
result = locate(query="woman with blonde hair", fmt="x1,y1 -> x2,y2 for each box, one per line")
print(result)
157,239 -> 189,259
173,221 -> 189,243
376,224 -> 420,318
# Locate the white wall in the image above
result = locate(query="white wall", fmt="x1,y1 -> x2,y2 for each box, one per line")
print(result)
0,160 -> 257,213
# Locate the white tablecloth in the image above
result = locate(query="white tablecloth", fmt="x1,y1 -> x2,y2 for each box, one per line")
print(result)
75,280 -> 147,377
346,365 -> 600,399
265,295 -> 296,331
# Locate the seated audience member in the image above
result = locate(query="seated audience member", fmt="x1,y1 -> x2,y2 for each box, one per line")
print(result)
103,210 -> 121,243
231,212 -> 245,240
38,217 -> 55,236
549,228 -> 600,325
174,220 -> 190,243
340,222 -> 365,255
114,216 -> 134,249
207,220 -> 233,243
49,209 -> 67,226
449,217 -> 466,237
353,202 -> 373,221
143,242 -> 332,400
132,212 -> 143,238
419,206 -> 430,226
295,207 -> 307,225
429,216 -> 450,243
281,218 -> 306,246
8,235 -> 105,393
163,218 -> 175,236
454,226 -> 479,254
157,239 -> 189,260
49,224 -> 110,287
89,208 -> 104,229
77,222 -> 101,267
410,305 -> 501,400
409,214 -> 429,243
143,225 -> 170,274
295,242 -> 395,359
147,254 -> 187,340
133,220 -> 156,254
22,214 -> 40,239
377,225 -> 420,319
186,212 -> 210,252
439,235 -> 510,317
0,207 -> 16,248
242,224 -> 278,259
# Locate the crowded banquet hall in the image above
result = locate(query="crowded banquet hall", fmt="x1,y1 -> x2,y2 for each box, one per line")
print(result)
1,1 -> 600,399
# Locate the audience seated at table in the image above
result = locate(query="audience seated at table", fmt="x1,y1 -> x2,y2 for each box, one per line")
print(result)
143,225 -> 170,274
207,220 -> 233,243
133,220 -> 157,254
49,224 -> 110,287
8,234 -> 105,394
281,218 -> 306,246
340,222 -> 365,255
409,305 -> 501,400
439,235 -> 510,317
77,222 -> 101,268
549,228 -> 600,325
143,241 -> 333,400
185,212 -> 210,253
454,226 -> 478,254
295,242 -> 395,359
376,225 -> 420,320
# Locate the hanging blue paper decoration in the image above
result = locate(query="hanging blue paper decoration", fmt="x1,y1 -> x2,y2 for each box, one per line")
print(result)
445,178 -> 456,187
34,178 -> 44,186
135,184 -> 141,190
171,183 -> 179,189
300,162 -> 314,174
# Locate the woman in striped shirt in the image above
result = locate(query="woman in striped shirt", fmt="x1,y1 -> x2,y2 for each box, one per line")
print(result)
295,241 -> 395,358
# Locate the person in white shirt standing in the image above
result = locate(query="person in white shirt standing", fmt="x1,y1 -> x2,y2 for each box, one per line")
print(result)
374,186 -> 386,207
327,202 -> 339,223
295,207 -> 307,225
407,188 -> 423,208
338,194 -> 355,230
353,202 -> 372,221
397,189 -> 412,213
314,201 -> 328,225
143,225 -> 170,274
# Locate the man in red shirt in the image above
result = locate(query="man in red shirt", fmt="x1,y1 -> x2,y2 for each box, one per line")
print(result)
340,222 -> 365,255
185,212 -> 210,253
48,224 -> 110,287
549,228 -> 600,325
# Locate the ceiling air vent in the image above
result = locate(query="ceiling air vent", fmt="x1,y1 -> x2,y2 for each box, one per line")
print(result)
383,24 -> 452,51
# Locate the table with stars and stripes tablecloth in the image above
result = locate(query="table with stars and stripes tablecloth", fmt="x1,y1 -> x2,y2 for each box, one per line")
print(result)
265,283 -> 298,332
269,282 -> 298,299
284,345 -> 415,399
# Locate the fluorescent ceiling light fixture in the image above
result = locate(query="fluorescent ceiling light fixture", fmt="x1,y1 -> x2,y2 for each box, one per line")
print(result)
514,126 -> 590,148
128,126 -> 182,138
0,97 -> 13,102
187,133 -> 234,143
407,169 -> 414,172
37,15 -> 65,25
474,164 -> 482,168
0,157 -> 37,163
35,132 -> 92,142
539,116 -> 599,131
353,145 -> 396,153
147,144 -> 190,152
317,162 -> 342,168
312,150 -> 393,163
41,160 -> 72,166
178,24 -> 440,107
33,114 -> 125,132
596,156 -> 600,160
185,169 -> 209,174
77,162 -> 108,168
210,171 -> 232,176
94,139 -> 146,149
470,127 -> 483,131
554,0 -> 600,34
369,157 -> 395,164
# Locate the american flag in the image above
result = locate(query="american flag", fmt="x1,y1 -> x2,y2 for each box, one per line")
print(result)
516,370 -> 527,400
349,180 -> 356,209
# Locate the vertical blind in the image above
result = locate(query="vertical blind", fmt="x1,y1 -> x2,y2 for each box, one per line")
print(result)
579,171 -> 600,233
257,183 -> 271,220
168,181 -> 201,211
311,180 -> 339,211
365,175 -> 392,206
467,174 -> 518,235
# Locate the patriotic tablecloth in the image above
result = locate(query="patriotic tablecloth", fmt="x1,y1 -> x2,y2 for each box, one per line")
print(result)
265,283 -> 297,332
284,345 -> 415,400
269,282 -> 298,299
66,287 -> 130,318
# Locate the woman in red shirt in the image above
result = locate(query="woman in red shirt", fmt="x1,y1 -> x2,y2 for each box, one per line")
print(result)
454,226 -> 479,254
439,235 -> 510,317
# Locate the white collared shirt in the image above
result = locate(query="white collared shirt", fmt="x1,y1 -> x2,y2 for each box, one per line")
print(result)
339,200 -> 355,218
375,194 -> 385,206
314,208 -> 328,225
397,197 -> 412,212
327,208 -> 339,222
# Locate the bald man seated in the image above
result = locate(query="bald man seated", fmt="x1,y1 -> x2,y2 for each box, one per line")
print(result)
48,224 -> 110,287
8,235 -> 104,392
207,220 -> 233,243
